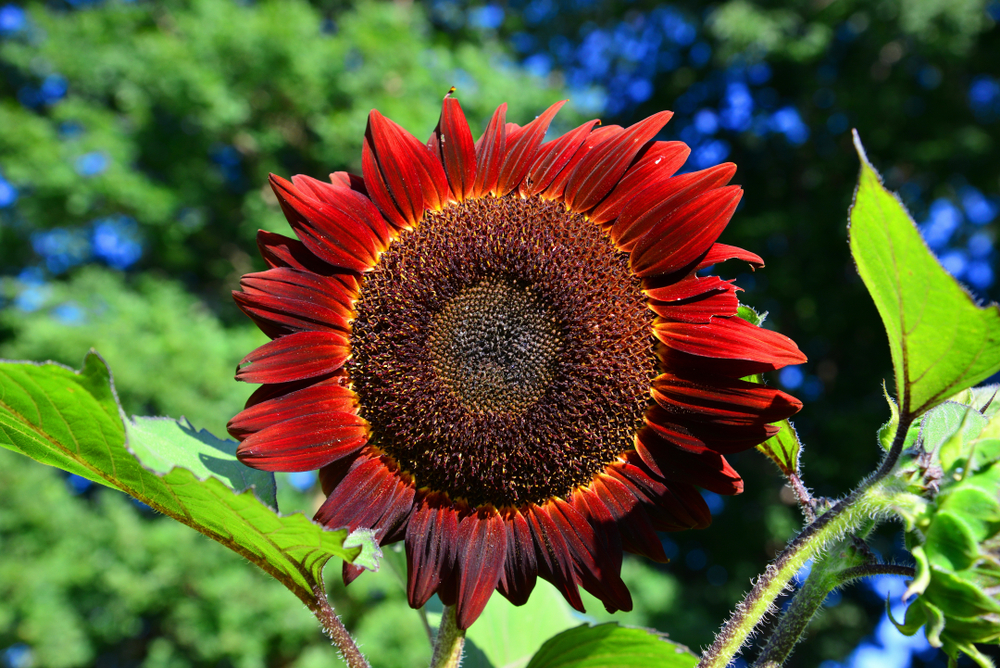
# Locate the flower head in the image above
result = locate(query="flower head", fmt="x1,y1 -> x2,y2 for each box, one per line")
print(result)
229,93 -> 806,628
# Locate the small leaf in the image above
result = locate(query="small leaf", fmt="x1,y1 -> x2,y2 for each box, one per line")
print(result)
756,419 -> 801,477
465,580 -> 580,668
525,623 -> 698,668
0,352 -> 375,607
879,381 -> 900,451
849,132 -> 1000,420
925,511 -> 980,572
736,303 -> 766,327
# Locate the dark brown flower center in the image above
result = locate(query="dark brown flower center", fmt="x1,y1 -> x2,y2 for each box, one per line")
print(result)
428,278 -> 563,413
348,196 -> 655,508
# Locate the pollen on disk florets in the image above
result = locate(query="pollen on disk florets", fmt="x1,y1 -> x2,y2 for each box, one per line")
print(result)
347,195 -> 657,508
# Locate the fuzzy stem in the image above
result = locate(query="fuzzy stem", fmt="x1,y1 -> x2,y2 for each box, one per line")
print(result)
309,584 -> 370,668
751,564 -> 836,668
787,472 -> 816,522
429,606 -> 465,668
838,563 -> 916,583
697,479 -> 898,668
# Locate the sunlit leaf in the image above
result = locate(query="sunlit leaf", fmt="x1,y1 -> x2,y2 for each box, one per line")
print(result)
756,419 -> 801,477
849,132 -> 1000,420
525,623 -> 698,668
0,352 -> 375,606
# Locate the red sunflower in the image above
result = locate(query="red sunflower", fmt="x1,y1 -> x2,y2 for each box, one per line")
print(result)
229,93 -> 806,630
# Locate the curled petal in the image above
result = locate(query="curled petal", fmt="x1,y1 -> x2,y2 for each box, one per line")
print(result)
698,243 -> 765,271
236,412 -> 368,472
644,406 -> 778,454
563,111 -> 674,213
644,275 -> 736,302
648,286 -> 740,323
329,171 -> 368,196
256,230 -> 336,275
496,100 -> 566,196
235,330 -> 349,384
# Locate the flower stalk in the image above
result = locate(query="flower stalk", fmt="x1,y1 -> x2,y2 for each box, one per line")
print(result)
429,606 -> 466,668
309,584 -> 371,668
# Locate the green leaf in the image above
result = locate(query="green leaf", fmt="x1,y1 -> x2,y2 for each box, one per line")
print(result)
0,352 -> 375,607
525,623 -> 698,668
756,419 -> 801,477
848,132 -> 1000,420
879,381 -> 901,450
465,580 -> 580,668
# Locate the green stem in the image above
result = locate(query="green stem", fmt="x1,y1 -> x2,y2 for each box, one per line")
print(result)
429,605 -> 465,668
696,479 -> 899,668
310,584 -> 371,668
751,564 -> 835,668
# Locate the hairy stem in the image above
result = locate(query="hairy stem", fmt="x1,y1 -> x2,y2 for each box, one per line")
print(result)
309,584 -> 370,668
751,563 -> 836,668
429,605 -> 465,668
787,472 -> 816,522
697,479 -> 898,668
838,563 -> 916,584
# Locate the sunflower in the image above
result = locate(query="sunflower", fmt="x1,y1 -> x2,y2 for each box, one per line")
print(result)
229,93 -> 806,629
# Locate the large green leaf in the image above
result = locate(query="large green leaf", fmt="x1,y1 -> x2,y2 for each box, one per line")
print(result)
525,623 -> 698,668
848,132 -> 1000,420
0,352 -> 375,605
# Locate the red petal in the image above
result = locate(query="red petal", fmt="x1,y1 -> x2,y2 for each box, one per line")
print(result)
236,412 -> 367,472
527,505 -> 585,612
497,511 -> 537,606
256,230 -> 336,274
698,243 -> 765,270
429,96 -> 477,202
521,119 -> 600,197
228,377 -> 357,439
236,330 -> 349,384
269,174 -> 380,273
590,477 -> 667,562
291,174 -> 391,249
629,186 -> 743,277
471,104 -> 507,198
235,267 -> 357,338
648,286 -> 739,323
607,459 -> 711,531
643,275 -> 735,302
634,429 -> 744,495
643,406 -> 778,454
589,141 -> 690,225
454,510 -> 507,629
406,494 -> 459,609
329,171 -> 368,196
551,498 -> 631,612
563,111 -> 674,213
363,111 -> 426,228
655,316 -> 807,372
495,100 -> 566,196
314,455 -> 416,545
651,373 -> 802,425
542,125 -> 623,200
612,163 -> 738,251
